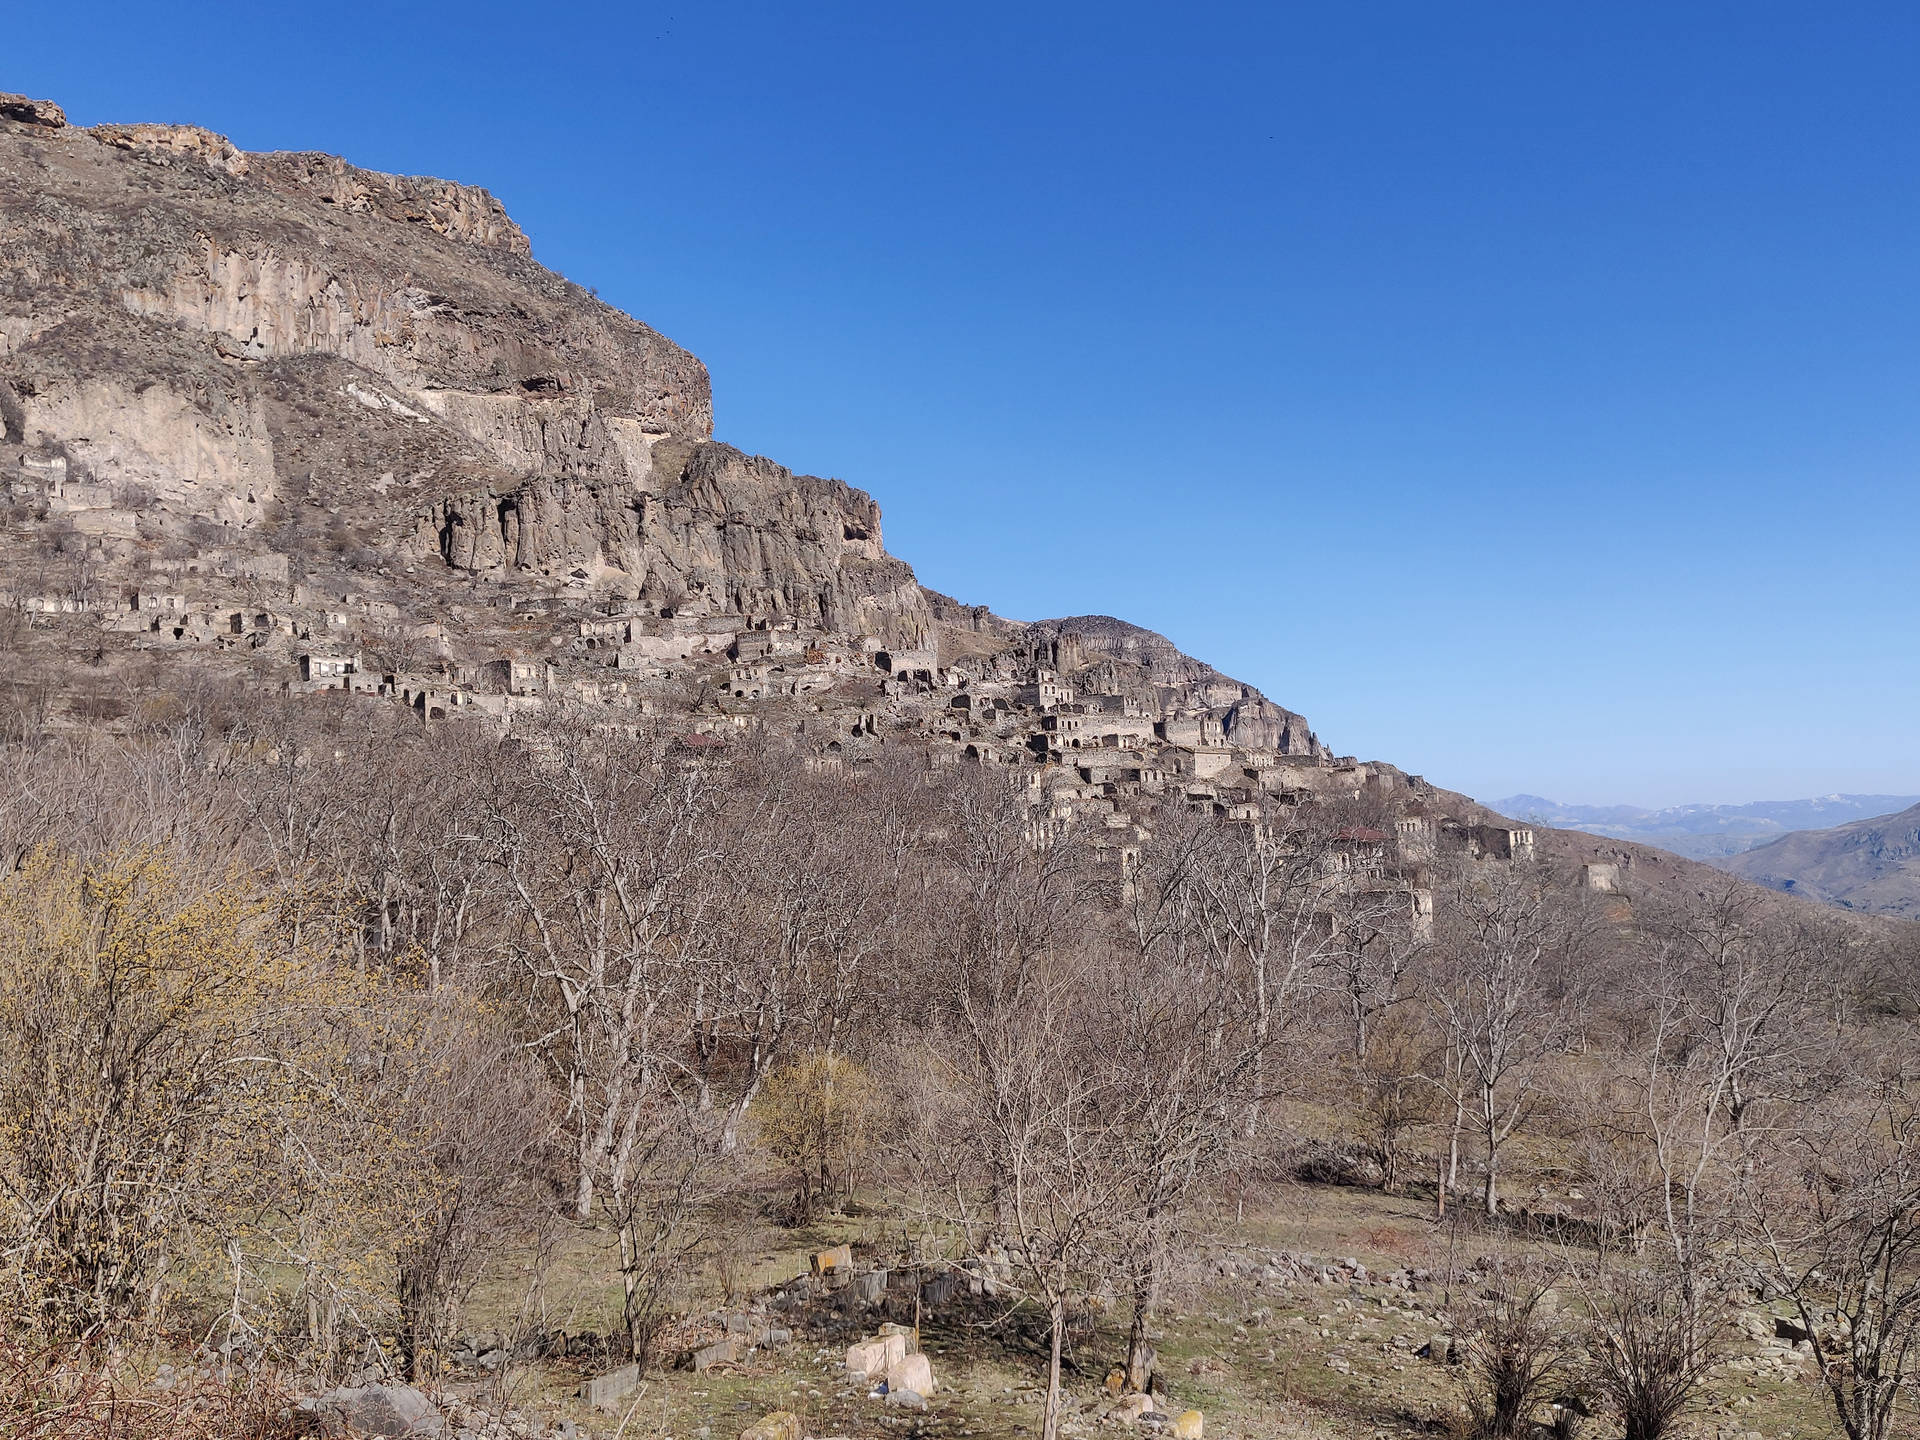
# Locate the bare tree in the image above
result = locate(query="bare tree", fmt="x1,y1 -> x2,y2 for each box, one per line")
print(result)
1614,890 -> 1824,1328
1187,802 -> 1360,1138
1744,1061 -> 1920,1440
388,995 -> 560,1380
913,770 -> 1119,1440
1429,861 -> 1578,1215
472,717 -> 737,1365
1105,805 -> 1267,1392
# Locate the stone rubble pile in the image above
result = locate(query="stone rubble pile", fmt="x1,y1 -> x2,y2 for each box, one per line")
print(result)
845,1319 -> 937,1410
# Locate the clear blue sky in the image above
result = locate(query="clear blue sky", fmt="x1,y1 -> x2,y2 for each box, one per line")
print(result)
11,2 -> 1918,807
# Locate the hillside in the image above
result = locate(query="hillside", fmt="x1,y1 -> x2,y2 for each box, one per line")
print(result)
1721,801 -> 1920,918
0,89 -> 1855,927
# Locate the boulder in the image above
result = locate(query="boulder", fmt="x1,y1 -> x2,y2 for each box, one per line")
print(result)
846,1335 -> 904,1379
578,1363 -> 640,1411
811,1244 -> 853,1276
301,1384 -> 445,1438
886,1351 -> 936,1397
885,1388 -> 928,1412
692,1336 -> 741,1371
739,1413 -> 803,1440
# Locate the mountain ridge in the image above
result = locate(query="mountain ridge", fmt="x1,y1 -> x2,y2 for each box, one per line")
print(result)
1720,802 -> 1920,918
1492,792 -> 1920,861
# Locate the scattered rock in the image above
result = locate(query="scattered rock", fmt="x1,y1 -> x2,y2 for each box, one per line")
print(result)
811,1244 -> 853,1275
1110,1393 -> 1155,1422
847,1334 -> 908,1379
692,1337 -> 741,1371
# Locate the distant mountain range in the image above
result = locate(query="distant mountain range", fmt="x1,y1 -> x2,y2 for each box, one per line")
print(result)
1491,793 -> 1920,862
1721,803 -> 1920,919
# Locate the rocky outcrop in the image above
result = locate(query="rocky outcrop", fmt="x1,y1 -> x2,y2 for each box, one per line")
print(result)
1027,615 -> 1326,757
298,1383 -> 444,1438
419,442 -> 930,642
249,149 -> 530,254
1221,695 -> 1320,756
1,107 -> 712,441
0,93 -> 66,129
93,122 -> 249,176
118,237 -> 709,437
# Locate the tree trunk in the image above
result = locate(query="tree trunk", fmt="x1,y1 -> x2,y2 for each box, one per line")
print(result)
1126,1286 -> 1158,1393
1447,1083 -> 1466,1192
1043,1290 -> 1066,1440
619,1216 -> 643,1364
1481,1087 -> 1500,1216
1126,1217 -> 1165,1392
396,1263 -> 429,1381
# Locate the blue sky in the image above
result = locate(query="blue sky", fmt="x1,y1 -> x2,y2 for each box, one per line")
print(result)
10,2 -> 1918,807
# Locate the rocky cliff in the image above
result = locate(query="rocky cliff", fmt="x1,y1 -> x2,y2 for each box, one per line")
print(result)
0,90 -> 1332,759
0,97 -> 944,649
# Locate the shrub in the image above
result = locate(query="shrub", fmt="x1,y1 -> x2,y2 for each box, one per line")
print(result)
0,1337 -> 298,1440
755,1052 -> 879,1221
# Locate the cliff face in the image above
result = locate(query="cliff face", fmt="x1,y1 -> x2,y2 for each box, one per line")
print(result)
9,116 -> 710,432
0,101 -> 939,644
0,91 -> 1331,777
421,442 -> 927,642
